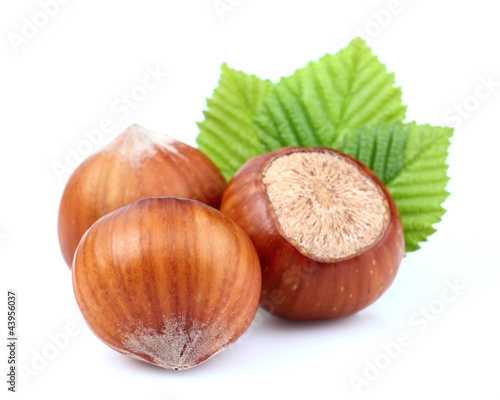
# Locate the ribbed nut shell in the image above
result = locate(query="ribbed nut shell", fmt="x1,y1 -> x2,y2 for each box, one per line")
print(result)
72,197 -> 261,370
220,146 -> 405,320
58,124 -> 226,267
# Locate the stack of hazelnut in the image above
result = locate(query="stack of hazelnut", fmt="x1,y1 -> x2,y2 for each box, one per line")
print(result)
58,124 -> 404,371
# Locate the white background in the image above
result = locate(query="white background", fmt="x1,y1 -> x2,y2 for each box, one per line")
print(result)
1,1 -> 500,399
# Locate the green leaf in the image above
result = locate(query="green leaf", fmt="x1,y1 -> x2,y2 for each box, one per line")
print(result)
197,38 -> 406,180
195,39 -> 452,253
255,37 -> 407,151
335,121 -> 453,253
196,63 -> 272,180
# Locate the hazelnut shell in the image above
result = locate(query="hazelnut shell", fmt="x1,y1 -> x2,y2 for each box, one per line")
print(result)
72,197 -> 261,370
220,146 -> 405,320
58,125 -> 226,267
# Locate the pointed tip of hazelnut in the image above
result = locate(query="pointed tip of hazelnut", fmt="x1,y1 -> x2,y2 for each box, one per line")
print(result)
125,124 -> 176,141
121,123 -> 178,145
104,124 -> 180,159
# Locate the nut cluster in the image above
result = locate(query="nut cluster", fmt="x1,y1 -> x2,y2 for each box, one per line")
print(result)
59,126 -> 404,370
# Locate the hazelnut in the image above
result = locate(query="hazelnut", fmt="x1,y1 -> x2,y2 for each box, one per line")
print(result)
58,124 -> 226,267
72,197 -> 261,370
220,147 -> 405,320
